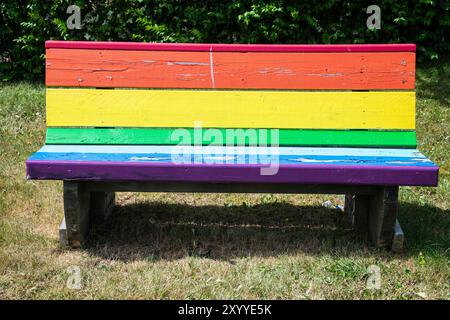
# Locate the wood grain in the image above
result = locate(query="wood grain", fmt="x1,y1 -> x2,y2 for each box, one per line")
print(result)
46,49 -> 415,89
46,89 -> 416,129
46,49 -> 213,88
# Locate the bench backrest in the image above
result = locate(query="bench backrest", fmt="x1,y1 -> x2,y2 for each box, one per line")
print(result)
45,41 -> 416,148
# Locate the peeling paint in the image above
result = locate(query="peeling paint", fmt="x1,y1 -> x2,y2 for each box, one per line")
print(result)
168,61 -> 210,66
290,158 -> 349,163
91,68 -> 129,73
259,67 -> 295,75
306,72 -> 343,77
130,156 -> 171,161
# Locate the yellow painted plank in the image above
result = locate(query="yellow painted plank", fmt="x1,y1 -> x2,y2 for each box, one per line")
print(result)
46,89 -> 415,129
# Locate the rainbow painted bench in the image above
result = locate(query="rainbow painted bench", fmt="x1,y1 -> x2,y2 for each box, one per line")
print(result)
26,41 -> 439,250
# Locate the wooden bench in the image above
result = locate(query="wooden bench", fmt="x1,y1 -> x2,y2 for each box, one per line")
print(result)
26,41 -> 439,250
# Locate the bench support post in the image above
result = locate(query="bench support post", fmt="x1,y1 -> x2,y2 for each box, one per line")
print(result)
90,191 -> 115,222
62,181 -> 115,248
345,194 -> 370,236
346,187 -> 400,250
63,181 -> 91,248
368,186 -> 399,248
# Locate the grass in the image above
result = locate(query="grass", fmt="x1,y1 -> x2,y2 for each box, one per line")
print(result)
0,58 -> 449,300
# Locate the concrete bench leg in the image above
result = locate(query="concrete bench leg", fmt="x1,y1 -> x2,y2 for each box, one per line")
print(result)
61,181 -> 115,248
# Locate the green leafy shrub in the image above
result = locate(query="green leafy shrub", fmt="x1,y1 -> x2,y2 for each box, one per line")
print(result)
1,0 -> 449,81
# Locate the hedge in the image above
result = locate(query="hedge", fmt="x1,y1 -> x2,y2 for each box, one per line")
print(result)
1,0 -> 449,81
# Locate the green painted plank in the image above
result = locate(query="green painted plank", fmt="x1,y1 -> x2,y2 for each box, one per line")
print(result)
45,128 -> 417,148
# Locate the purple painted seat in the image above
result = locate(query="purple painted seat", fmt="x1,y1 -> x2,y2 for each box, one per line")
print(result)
26,145 -> 438,186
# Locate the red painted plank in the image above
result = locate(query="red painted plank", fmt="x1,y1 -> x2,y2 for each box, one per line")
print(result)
45,41 -> 416,52
46,49 -> 212,88
46,49 -> 415,89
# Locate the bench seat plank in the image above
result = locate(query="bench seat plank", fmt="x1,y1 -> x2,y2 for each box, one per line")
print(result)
28,145 -> 428,157
26,146 -> 438,186
47,89 -> 415,129
45,128 -> 417,148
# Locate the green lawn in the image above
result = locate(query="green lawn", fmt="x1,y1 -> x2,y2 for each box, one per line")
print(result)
0,58 -> 449,299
